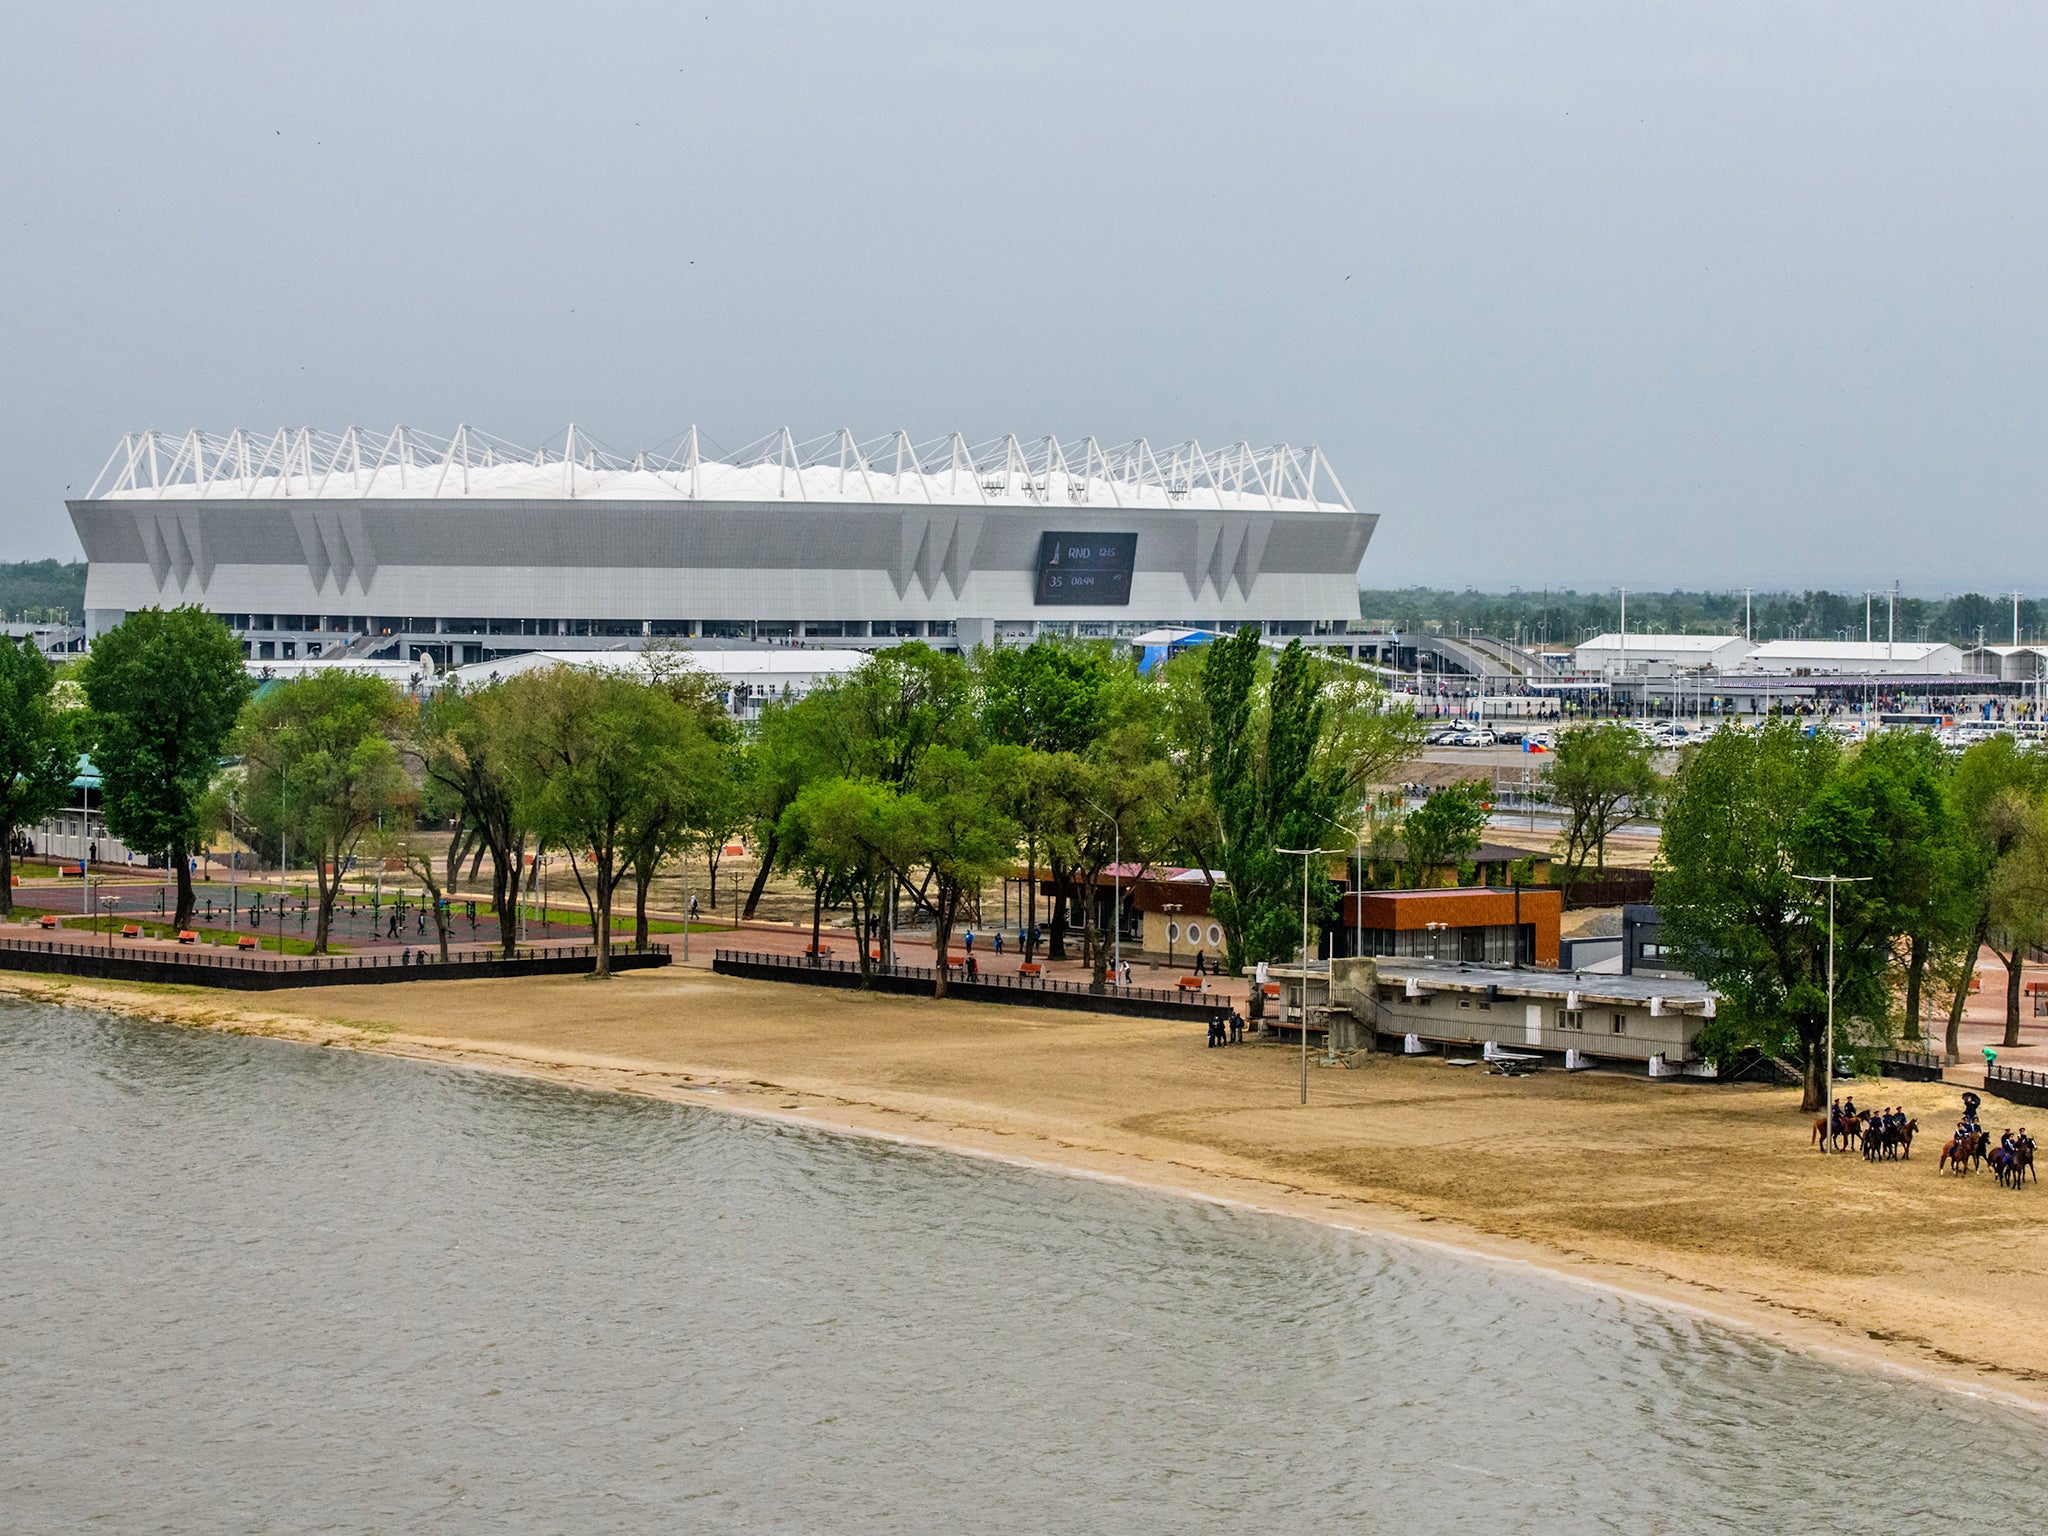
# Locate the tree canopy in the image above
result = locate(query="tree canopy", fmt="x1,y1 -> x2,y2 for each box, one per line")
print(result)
0,637 -> 77,913
80,607 -> 252,928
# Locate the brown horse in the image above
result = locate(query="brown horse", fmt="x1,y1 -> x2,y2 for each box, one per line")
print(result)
1812,1112 -> 1867,1152
1939,1129 -> 1988,1174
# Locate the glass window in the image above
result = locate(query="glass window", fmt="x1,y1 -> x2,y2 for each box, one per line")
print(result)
1611,1013 -> 1627,1034
1559,1009 -> 1583,1031
1207,924 -> 1222,946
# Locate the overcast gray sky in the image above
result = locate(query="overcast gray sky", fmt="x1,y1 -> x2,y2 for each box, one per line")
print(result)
5,2 -> 2044,592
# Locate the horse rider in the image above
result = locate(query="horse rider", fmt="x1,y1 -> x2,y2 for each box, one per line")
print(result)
1829,1098 -> 1844,1136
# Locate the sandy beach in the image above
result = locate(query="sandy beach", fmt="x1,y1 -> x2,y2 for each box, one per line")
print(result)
7,963 -> 2045,1412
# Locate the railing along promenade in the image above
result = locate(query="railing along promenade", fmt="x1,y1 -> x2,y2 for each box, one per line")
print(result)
0,933 -> 671,990
712,947 -> 1227,1023
1984,1060 -> 2048,1109
1878,1046 -> 1947,1082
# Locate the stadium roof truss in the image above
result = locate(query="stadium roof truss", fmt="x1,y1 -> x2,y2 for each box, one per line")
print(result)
85,426 -> 1354,515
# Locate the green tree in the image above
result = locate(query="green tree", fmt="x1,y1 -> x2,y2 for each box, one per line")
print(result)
0,637 -> 77,914
1401,782 -> 1490,887
1658,722 -> 1907,1111
1981,789 -> 2048,1051
741,691 -> 840,919
979,638 -> 1114,756
1936,735 -> 2046,1060
1204,633 -> 1353,971
905,745 -> 1019,997
80,607 -> 253,929
1826,730 -> 1968,1042
1547,723 -> 1660,888
979,638 -> 1121,958
780,777 -> 914,980
234,670 -> 414,953
413,682 -> 529,957
503,667 -> 705,976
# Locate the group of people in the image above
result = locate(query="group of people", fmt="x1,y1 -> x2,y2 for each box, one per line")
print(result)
1204,1010 -> 1245,1048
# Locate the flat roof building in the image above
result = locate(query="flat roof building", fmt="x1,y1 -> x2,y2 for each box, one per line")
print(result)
1274,957 -> 1718,1073
1737,639 -> 1965,676
1574,633 -> 1752,675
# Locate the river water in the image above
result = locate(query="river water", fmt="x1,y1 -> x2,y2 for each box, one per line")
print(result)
2,1001 -> 2040,1533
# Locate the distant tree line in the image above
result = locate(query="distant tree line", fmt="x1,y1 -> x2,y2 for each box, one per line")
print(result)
1360,587 -> 2048,649
0,560 -> 88,624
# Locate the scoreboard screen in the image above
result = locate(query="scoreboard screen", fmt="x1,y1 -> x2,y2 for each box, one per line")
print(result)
1033,531 -> 1137,606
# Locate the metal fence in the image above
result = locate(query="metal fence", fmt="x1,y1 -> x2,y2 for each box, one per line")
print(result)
0,934 -> 671,990
712,948 -> 1226,1022
1985,1061 -> 2048,1109
1879,1047 -> 1947,1082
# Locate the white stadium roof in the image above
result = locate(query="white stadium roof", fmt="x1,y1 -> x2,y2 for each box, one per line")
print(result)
86,425 -> 1355,514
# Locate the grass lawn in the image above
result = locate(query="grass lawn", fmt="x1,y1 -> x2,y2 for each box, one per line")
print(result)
24,915 -> 344,957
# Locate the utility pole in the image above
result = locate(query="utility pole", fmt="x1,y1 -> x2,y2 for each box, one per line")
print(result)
1793,872 -> 1871,1145
1276,846 -> 1342,1105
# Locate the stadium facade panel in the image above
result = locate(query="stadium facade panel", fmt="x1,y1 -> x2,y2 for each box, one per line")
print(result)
70,427 -> 1375,663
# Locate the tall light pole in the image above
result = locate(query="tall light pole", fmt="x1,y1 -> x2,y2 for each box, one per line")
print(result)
277,762 -> 288,956
1792,871 -> 1871,1148
1081,797 -> 1121,986
1276,845 -> 1342,1105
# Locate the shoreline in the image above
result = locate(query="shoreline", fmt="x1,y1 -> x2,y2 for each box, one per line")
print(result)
6,968 -> 2046,1419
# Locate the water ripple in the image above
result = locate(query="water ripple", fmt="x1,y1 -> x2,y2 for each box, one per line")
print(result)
1,1000 -> 2041,1534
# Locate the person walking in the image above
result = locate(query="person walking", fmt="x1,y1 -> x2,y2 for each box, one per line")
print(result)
993,931 -> 1004,957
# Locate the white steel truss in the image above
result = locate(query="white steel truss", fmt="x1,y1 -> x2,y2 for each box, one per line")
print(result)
86,426 -> 1355,514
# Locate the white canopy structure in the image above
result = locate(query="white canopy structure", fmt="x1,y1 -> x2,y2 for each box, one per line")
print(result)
87,425 -> 1355,515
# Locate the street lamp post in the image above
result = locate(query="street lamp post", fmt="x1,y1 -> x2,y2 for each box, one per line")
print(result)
277,763 -> 288,956
1163,901 -> 1182,970
1792,871 -> 1871,1148
1081,797 -> 1121,987
1276,845 -> 1342,1105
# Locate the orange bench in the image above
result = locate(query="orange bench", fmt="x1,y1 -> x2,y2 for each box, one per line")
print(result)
236,935 -> 258,950
37,915 -> 59,929
1261,982 -> 1281,999
120,924 -> 140,937
804,945 -> 834,958
1177,976 -> 1205,993
176,930 -> 199,944
1018,962 -> 1042,976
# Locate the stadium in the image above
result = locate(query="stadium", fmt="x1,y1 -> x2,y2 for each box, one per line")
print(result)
69,425 -> 1376,666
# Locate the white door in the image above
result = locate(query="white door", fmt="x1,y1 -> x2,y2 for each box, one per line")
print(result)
1526,1003 -> 1543,1046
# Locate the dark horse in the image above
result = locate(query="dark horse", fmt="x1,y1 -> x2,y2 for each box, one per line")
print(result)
1862,1118 -> 1917,1161
1989,1136 -> 2037,1190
